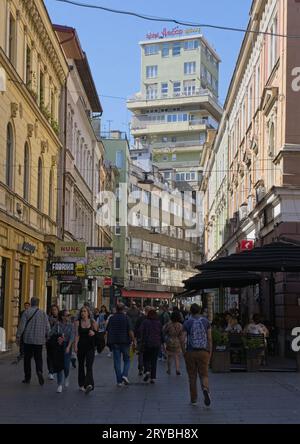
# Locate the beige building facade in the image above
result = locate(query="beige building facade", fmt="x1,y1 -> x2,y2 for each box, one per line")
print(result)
0,0 -> 68,344
202,0 -> 300,354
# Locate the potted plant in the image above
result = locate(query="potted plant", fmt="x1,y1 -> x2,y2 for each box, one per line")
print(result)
211,329 -> 230,373
242,336 -> 265,372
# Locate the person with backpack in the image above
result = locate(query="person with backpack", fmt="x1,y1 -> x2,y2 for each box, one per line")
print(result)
16,297 -> 50,386
163,311 -> 185,375
182,304 -> 212,407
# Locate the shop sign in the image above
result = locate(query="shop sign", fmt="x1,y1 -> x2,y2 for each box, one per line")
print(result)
104,277 -> 113,286
146,26 -> 201,40
60,282 -> 82,295
86,247 -> 113,277
22,242 -> 36,253
240,240 -> 254,251
50,262 -> 75,276
55,242 -> 86,258
75,263 -> 86,277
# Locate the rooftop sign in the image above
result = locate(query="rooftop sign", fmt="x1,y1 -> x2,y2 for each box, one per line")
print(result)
146,26 -> 201,41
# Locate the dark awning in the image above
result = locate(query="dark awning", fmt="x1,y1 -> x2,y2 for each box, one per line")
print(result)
183,270 -> 261,291
197,242 -> 300,272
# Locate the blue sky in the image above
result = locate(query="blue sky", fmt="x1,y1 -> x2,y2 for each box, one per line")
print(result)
45,0 -> 252,136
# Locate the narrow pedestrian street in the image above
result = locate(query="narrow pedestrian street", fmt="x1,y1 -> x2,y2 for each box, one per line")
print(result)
1,351 -> 300,424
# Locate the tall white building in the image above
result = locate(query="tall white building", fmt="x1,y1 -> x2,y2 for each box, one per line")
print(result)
128,28 -> 223,192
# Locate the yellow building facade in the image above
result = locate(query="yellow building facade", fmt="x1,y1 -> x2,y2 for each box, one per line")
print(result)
0,0 -> 68,345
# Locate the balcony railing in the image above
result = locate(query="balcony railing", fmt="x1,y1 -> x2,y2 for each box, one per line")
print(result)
131,116 -> 218,130
128,248 -> 191,265
128,88 -> 217,103
132,140 -> 205,151
0,183 -> 57,236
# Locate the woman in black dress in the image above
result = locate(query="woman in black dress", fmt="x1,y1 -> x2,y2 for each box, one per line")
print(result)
74,306 -> 98,394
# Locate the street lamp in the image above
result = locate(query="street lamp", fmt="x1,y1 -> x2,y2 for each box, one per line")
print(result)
138,171 -> 154,185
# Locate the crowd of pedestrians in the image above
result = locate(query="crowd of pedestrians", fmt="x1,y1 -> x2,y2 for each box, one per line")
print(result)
16,298 -> 212,407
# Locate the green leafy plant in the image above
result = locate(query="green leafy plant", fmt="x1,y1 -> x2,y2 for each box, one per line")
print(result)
212,328 -> 229,347
242,336 -> 264,350
40,102 -> 51,121
51,119 -> 59,136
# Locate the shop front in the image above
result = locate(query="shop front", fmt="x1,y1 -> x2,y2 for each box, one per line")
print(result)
0,222 -> 47,346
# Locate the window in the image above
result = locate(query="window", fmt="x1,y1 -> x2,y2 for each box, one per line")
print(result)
167,113 -> 188,122
248,86 -> 253,126
212,77 -> 218,92
199,133 -> 206,145
23,143 -> 30,201
49,170 -> 53,218
8,14 -> 16,65
37,157 -> 43,211
172,42 -> 181,56
25,45 -> 31,86
145,44 -> 159,56
162,43 -> 169,57
161,83 -> 168,97
116,150 -> 124,168
207,70 -> 212,85
114,253 -> 121,270
172,154 -> 177,161
146,65 -> 158,79
146,84 -> 158,100
183,80 -> 196,96
50,91 -> 55,120
184,62 -> 196,75
175,171 -> 197,182
173,81 -> 181,96
6,123 -> 14,188
164,172 -> 171,180
269,16 -> 278,74
39,70 -> 45,107
255,64 -> 260,110
115,220 -> 121,235
184,40 -> 199,50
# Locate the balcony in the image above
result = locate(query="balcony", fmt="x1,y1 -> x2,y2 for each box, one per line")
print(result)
128,248 -> 192,267
126,276 -> 184,293
133,140 -> 205,152
127,89 -> 223,120
131,116 -> 218,136
0,183 -> 57,237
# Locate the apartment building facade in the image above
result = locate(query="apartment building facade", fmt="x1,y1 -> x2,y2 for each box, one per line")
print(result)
202,0 -> 300,355
0,0 -> 68,343
128,30 -> 222,184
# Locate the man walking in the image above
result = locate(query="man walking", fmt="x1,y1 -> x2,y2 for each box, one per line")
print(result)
182,304 -> 212,407
106,303 -> 134,386
16,297 -> 50,385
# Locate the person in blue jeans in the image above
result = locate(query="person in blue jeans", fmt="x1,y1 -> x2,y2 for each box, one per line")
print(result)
106,303 -> 135,386
49,309 -> 75,393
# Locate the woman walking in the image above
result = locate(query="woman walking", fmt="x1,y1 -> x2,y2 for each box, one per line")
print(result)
74,306 -> 98,394
47,304 -> 59,380
49,309 -> 74,393
140,309 -> 162,384
163,311 -> 185,375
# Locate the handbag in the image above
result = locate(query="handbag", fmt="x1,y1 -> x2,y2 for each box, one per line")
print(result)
95,331 -> 106,353
90,321 -> 105,353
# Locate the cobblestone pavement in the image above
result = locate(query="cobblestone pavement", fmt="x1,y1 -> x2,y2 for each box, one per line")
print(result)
0,350 -> 300,424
